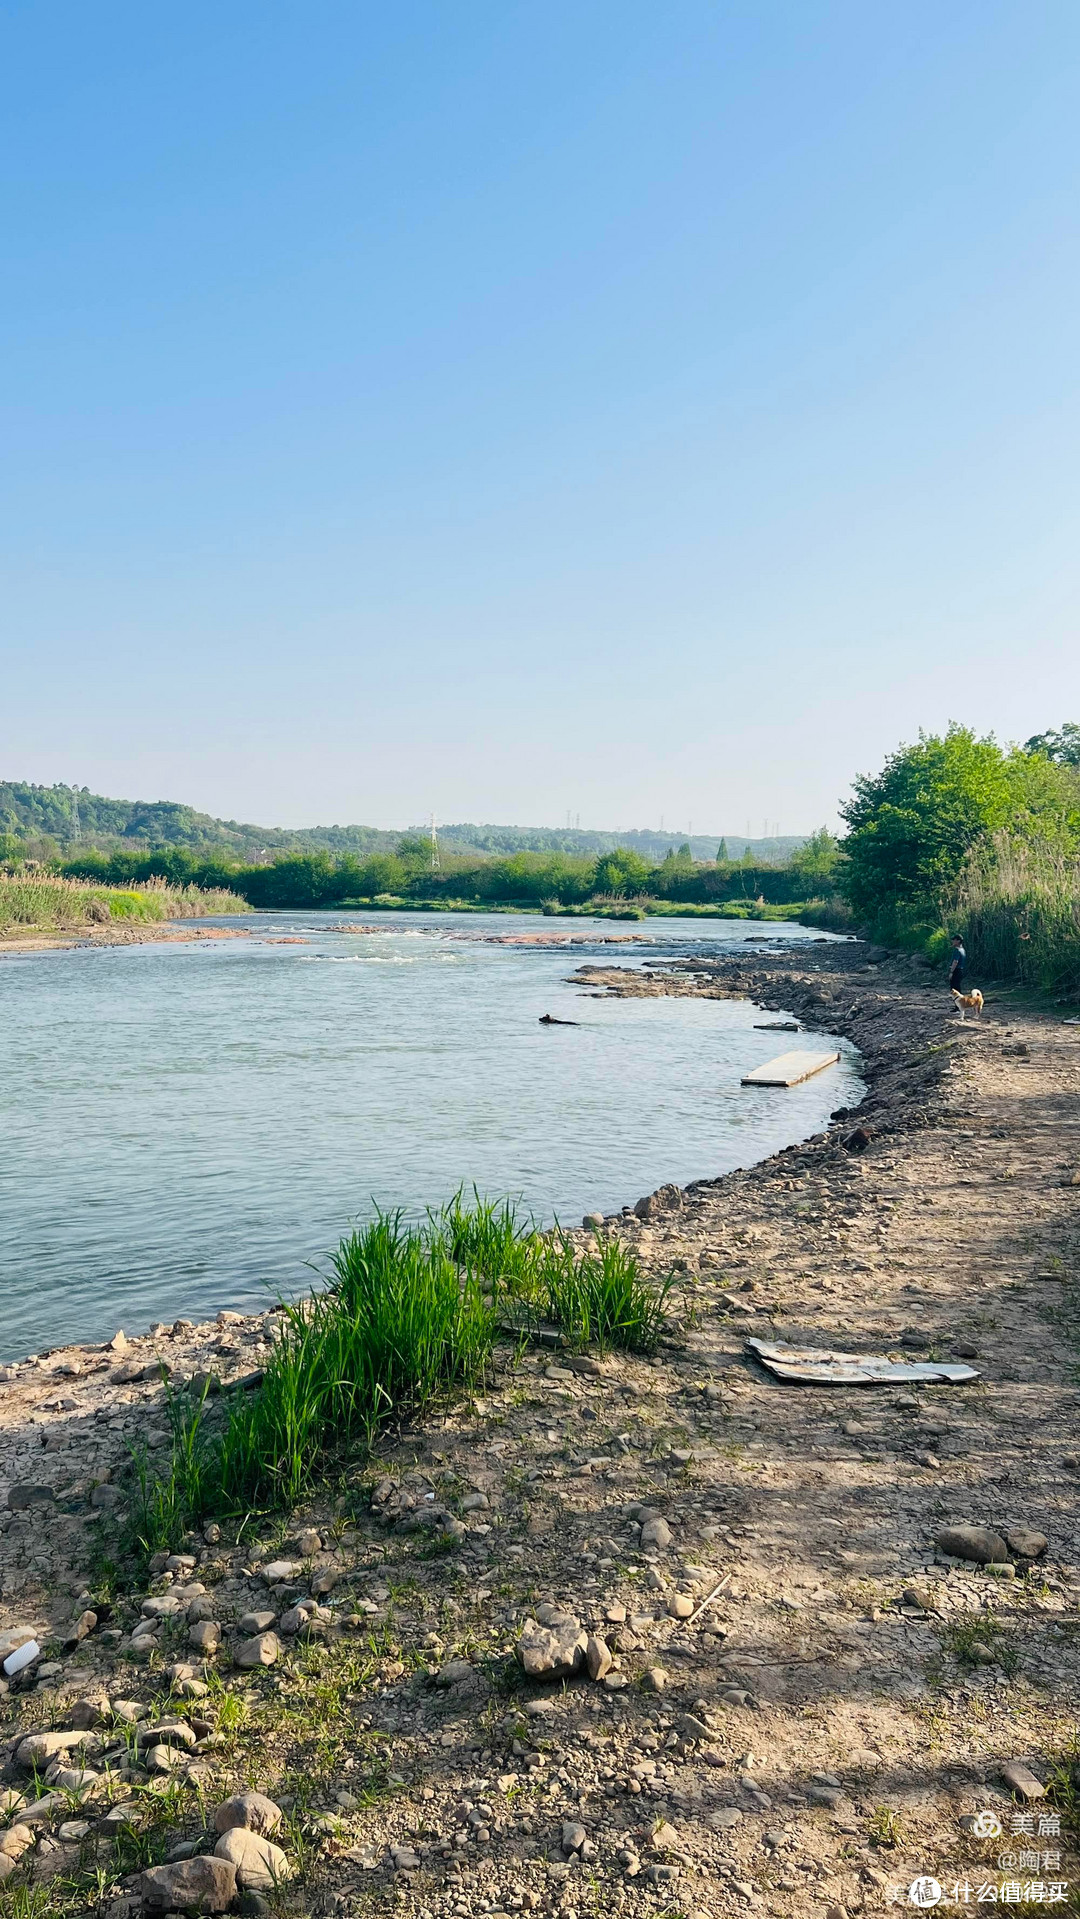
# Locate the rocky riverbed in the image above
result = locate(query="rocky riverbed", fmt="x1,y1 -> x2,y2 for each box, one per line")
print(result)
2,939 -> 1080,1918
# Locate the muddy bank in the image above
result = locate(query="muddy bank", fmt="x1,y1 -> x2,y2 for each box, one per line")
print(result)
2,941 -> 1080,1917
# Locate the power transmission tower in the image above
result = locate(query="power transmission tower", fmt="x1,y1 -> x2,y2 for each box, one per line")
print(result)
429,813 -> 440,871
70,785 -> 81,841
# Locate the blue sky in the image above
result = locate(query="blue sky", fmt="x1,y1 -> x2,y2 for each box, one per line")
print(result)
3,1 -> 1079,833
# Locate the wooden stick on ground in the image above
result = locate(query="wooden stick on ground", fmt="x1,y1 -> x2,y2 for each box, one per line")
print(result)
686,1573 -> 732,1626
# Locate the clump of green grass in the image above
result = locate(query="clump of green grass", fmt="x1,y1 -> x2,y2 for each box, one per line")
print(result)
129,1197 -> 672,1553
532,1234 -> 673,1353
0,871 -> 244,934
941,1610 -> 1018,1674
441,1190 -> 673,1351
867,1804 -> 906,1848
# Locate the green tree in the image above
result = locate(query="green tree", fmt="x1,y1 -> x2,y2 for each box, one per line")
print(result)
357,853 -> 408,895
716,839 -> 728,862
788,827 -> 840,884
1024,721 -> 1080,767
840,726 -> 1079,925
592,848 -> 652,896
395,834 -> 431,865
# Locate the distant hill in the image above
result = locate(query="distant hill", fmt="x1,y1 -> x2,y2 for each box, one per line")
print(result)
1,781 -> 806,865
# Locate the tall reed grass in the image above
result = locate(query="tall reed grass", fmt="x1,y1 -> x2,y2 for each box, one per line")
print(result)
0,871 -> 244,934
131,1197 -> 673,1552
953,833 -> 1080,998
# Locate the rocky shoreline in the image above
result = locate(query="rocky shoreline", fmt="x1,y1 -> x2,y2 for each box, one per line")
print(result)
3,939 -> 1080,1918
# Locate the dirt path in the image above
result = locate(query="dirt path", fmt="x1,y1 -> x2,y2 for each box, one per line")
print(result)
2,942 -> 1079,1917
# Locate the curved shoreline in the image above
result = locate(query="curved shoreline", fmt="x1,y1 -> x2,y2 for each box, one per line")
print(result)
2,940 -> 1080,1918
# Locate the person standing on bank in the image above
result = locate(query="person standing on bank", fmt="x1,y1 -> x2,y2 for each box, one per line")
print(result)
948,935 -> 967,994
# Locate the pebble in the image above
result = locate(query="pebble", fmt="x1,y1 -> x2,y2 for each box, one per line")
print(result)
641,1666 -> 669,1692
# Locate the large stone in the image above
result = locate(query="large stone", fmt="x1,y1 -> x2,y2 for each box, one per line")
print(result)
68,1698 -> 106,1732
213,1792 -> 283,1837
279,1605 -> 311,1636
516,1613 -> 588,1682
234,1632 -> 280,1669
52,1767 -> 101,1792
15,1796 -> 61,1825
214,1827 -> 292,1891
935,1525 -> 1009,1565
1006,1529 -> 1048,1561
0,1825 -> 34,1860
90,1483 -> 125,1510
141,1594 -> 185,1618
16,1730 -> 98,1769
261,1560 -> 301,1582
64,1610 -> 98,1650
188,1621 -> 221,1653
435,1659 -> 473,1688
7,1484 -> 55,1511
640,1514 -> 673,1551
237,1611 -> 277,1636
0,1627 -> 37,1660
585,1634 -> 612,1682
139,1856 -> 237,1911
1001,1761 -> 1045,1802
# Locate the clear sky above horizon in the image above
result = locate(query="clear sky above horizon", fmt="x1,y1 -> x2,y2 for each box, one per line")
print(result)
4,2 -> 1079,835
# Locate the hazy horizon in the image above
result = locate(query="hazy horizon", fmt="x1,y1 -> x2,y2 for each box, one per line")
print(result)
4,3 -> 1079,827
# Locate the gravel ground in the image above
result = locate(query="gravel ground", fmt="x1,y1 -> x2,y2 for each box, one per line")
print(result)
2,939 -> 1080,1918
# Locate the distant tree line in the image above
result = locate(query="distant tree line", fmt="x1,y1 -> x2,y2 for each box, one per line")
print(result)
44,830 -> 841,911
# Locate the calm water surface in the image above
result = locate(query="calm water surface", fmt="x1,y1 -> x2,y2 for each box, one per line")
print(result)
0,912 -> 862,1359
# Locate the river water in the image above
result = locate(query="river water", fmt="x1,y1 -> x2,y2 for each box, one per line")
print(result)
0,911 -> 862,1360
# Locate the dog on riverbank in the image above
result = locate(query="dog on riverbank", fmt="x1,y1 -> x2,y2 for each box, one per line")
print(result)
952,987 -> 984,1020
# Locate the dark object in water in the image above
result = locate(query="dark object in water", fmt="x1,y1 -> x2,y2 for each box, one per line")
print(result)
539,1014 -> 579,1026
